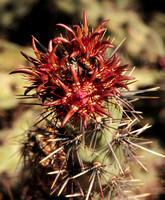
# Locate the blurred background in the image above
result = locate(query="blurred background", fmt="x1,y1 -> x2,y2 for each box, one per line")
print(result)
0,0 -> 165,199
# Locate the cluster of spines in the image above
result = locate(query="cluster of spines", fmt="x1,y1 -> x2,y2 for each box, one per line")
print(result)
10,10 -> 134,129
11,11 -> 164,200
21,116 -> 159,199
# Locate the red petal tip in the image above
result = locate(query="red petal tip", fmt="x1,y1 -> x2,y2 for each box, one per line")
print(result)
83,10 -> 88,36
61,106 -> 77,127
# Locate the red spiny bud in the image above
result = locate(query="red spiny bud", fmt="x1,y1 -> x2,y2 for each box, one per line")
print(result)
10,11 -> 134,128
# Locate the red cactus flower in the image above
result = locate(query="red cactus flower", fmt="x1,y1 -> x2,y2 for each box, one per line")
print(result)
10,11 -> 134,128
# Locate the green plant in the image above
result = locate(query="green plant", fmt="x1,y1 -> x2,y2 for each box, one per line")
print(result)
10,10 -> 164,200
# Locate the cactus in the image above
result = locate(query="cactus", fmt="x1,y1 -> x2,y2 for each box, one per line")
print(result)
10,11 -> 164,200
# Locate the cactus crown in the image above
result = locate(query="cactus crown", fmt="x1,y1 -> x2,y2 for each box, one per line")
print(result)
11,10 -> 134,129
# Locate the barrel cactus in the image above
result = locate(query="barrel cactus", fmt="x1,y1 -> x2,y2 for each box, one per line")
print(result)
10,10 -> 164,200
